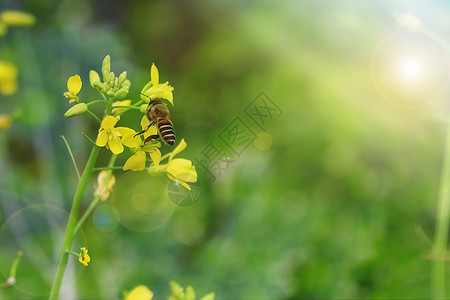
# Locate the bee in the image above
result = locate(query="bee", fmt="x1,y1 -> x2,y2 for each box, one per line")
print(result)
136,98 -> 176,145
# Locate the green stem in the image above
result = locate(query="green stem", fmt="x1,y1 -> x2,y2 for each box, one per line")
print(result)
60,135 -> 80,180
65,250 -> 80,256
432,119 -> 450,299
49,145 -> 100,300
81,132 -> 96,145
114,100 -> 144,117
112,106 -> 141,109
93,166 -> 124,171
9,251 -> 23,279
73,154 -> 117,236
86,110 -> 102,124
86,100 -> 108,107
86,100 -> 108,106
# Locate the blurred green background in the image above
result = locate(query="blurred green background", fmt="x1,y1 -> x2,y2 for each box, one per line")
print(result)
1,0 -> 450,299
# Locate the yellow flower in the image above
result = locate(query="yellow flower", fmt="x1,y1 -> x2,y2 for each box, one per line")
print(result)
94,170 -> 116,201
151,139 -> 197,190
0,61 -> 18,95
141,63 -> 174,105
63,75 -> 82,105
125,285 -> 153,300
123,118 -> 161,171
0,10 -> 35,27
78,247 -> 90,267
95,116 -> 141,154
0,114 -> 12,129
112,100 -> 132,114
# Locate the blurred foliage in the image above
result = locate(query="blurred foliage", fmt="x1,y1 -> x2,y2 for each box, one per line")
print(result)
1,0 -> 450,299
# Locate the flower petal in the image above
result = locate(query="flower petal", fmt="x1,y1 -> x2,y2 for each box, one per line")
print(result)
141,115 -> 150,129
95,130 -> 109,147
118,127 -> 142,148
125,285 -> 153,300
167,173 -> 191,191
111,100 -> 132,114
169,139 -> 187,162
101,115 -> 118,129
149,148 -> 161,171
108,137 -> 124,154
166,158 -> 197,182
151,63 -> 159,86
67,75 -> 82,95
123,151 -> 146,171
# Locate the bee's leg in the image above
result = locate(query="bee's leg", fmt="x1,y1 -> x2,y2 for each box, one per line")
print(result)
134,121 -> 154,137
144,135 -> 160,144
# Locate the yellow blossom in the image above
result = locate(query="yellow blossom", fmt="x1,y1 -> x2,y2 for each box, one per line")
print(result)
112,99 -> 132,114
0,10 -> 35,27
141,63 -> 174,105
78,247 -> 90,267
151,139 -> 197,190
0,61 -> 18,95
123,118 -> 160,171
94,171 -> 116,201
95,116 -> 141,154
125,285 -> 153,300
0,114 -> 12,129
63,75 -> 82,105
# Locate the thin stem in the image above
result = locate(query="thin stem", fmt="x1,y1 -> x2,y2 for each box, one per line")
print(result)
86,100 -> 108,107
112,105 -> 141,109
432,118 -> 450,299
81,131 -> 96,145
73,154 -> 117,236
114,100 -> 144,117
60,135 -> 80,180
65,250 -> 80,256
49,145 -> 100,300
93,166 -> 124,171
160,153 -> 171,162
86,110 -> 102,124
9,251 -> 23,279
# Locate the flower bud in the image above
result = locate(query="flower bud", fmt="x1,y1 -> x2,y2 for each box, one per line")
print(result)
107,90 -> 115,97
118,71 -> 127,84
89,70 -> 101,87
64,103 -> 88,118
123,79 -> 131,88
102,55 -> 110,74
93,81 -> 107,93
94,170 -> 116,201
102,70 -> 110,83
114,86 -> 129,99
109,72 -> 115,84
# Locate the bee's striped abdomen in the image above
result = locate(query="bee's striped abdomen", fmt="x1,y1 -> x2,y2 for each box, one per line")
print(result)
157,119 -> 176,145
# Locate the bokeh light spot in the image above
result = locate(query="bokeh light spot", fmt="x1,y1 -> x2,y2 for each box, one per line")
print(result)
397,56 -> 422,82
371,30 -> 449,108
167,177 -> 202,208
254,132 -> 273,151
93,204 -> 119,232
288,109 -> 316,137
111,172 -> 174,232
131,192 -> 150,212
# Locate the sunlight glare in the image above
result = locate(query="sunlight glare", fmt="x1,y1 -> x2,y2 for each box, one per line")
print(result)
398,56 -> 423,82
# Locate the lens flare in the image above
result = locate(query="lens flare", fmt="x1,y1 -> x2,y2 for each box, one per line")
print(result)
398,56 -> 422,82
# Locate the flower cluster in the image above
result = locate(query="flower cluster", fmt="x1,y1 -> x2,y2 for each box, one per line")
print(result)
63,55 -> 197,190
78,247 -> 90,267
0,10 -> 35,130
0,10 -> 35,37
124,282 -> 214,300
